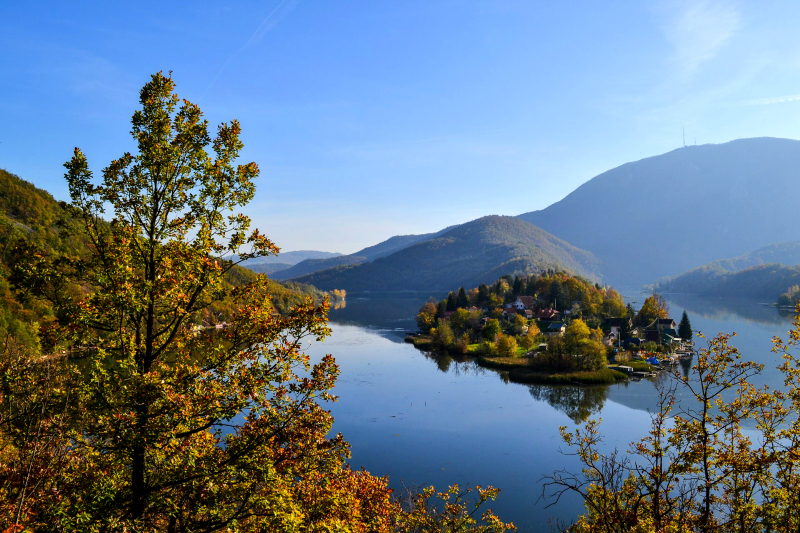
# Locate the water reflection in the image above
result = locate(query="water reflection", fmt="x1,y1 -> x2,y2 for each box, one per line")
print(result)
665,293 -> 793,326
528,384 -> 608,423
329,292 -> 437,342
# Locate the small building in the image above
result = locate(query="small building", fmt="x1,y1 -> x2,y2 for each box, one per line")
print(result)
514,296 -> 536,310
537,308 -> 561,321
644,329 -> 660,343
547,322 -> 566,336
604,317 -> 632,337
623,337 -> 642,349
652,318 -> 677,333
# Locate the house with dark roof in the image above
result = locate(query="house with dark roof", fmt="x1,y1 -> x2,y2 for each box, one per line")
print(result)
513,296 -> 536,310
649,317 -> 677,332
537,308 -> 561,321
604,317 -> 632,336
547,322 -> 566,336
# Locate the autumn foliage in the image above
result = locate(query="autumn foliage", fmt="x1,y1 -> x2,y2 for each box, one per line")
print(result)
0,73 -> 513,532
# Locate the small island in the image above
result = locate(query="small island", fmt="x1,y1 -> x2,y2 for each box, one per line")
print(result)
407,272 -> 694,385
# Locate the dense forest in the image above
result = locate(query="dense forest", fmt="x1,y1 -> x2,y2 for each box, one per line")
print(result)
0,168 -> 329,356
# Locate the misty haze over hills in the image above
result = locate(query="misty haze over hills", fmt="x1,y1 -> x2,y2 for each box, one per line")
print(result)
293,215 -> 599,292
653,241 -> 800,299
261,137 -> 800,294
270,230 -> 449,280
519,137 -> 800,286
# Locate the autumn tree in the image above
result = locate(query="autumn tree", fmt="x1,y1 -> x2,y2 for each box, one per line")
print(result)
417,301 -> 438,333
496,335 -> 518,358
6,72 -> 395,531
636,293 -> 669,326
482,319 -> 502,342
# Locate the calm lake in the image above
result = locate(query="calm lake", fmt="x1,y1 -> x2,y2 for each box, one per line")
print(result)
304,292 -> 797,532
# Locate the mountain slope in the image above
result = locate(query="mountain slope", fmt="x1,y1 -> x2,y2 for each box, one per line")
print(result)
239,250 -> 342,271
271,230 -> 449,280
292,215 -> 599,292
519,137 -> 800,286
0,168 -> 327,352
272,255 -> 369,280
653,241 -> 800,299
654,263 -> 800,301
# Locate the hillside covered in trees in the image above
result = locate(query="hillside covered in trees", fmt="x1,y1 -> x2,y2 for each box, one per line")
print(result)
292,215 -> 600,292
654,242 -> 800,303
0,168 -> 326,355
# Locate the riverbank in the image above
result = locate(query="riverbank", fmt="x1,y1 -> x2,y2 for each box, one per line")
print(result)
405,335 -> 642,385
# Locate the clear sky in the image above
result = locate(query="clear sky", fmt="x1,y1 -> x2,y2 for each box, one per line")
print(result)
3,1 -> 800,254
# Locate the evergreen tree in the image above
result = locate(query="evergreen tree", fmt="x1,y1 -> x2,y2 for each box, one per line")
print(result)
525,276 -> 537,296
456,286 -> 469,308
477,283 -> 490,306
446,291 -> 457,312
549,279 -> 569,312
512,276 -> 524,296
678,310 -> 693,340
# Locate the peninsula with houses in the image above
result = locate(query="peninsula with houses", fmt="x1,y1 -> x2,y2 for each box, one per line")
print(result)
408,272 -> 694,385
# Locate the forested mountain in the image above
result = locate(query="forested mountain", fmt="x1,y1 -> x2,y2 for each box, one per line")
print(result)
653,241 -> 800,301
292,215 -> 599,292
270,229 -> 448,280
684,241 -> 800,272
272,254 -> 369,280
518,137 -> 800,286
0,168 -> 324,353
654,262 -> 800,301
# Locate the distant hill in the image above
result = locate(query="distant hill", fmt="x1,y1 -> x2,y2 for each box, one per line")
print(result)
518,137 -> 800,286
654,263 -> 800,301
292,215 -> 599,292
271,230 -> 448,280
245,262 -> 293,275
653,241 -> 800,300
272,255 -> 368,280
688,241 -> 800,272
239,250 -> 342,270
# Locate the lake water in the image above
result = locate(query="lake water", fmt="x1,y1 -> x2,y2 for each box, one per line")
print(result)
303,293 -> 797,532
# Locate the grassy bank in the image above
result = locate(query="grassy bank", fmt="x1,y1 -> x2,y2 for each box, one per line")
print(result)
508,367 -> 628,385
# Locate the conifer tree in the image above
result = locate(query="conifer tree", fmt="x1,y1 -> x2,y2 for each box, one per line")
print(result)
678,310 -> 693,340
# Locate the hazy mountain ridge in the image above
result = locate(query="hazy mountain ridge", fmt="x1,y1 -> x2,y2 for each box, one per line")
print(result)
270,229 -> 452,280
292,215 -> 599,292
692,241 -> 800,272
272,255 -> 369,280
654,262 -> 800,301
518,137 -> 800,286
653,241 -> 800,299
238,250 -> 342,269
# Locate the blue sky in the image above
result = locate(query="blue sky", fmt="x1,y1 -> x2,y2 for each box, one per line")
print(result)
3,1 -> 800,253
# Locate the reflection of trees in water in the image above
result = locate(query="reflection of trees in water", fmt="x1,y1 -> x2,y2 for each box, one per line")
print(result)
678,355 -> 693,379
420,351 -> 485,377
527,384 -> 608,424
665,293 -> 791,326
